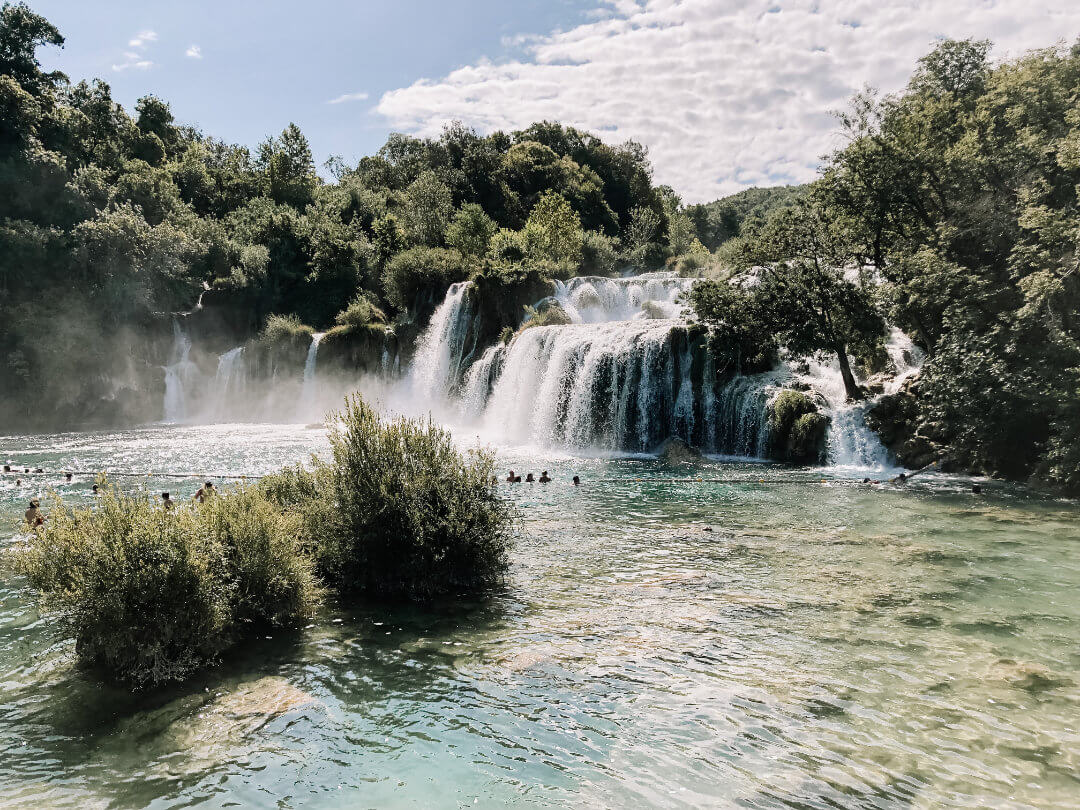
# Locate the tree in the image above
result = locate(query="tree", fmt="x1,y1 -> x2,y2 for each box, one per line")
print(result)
403,169 -> 453,246
522,191 -> 583,266
0,2 -> 65,98
445,203 -> 497,258
258,123 -> 318,209
722,198 -> 885,400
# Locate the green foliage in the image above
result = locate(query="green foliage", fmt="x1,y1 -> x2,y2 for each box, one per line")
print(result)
261,395 -> 514,600
403,169 -> 453,246
382,246 -> 469,312
9,483 -> 319,688
686,186 -> 805,250
522,190 -> 584,265
767,390 -> 829,464
260,313 -> 314,344
580,230 -> 619,276
520,302 -> 572,331
333,291 -> 386,332
445,203 -> 498,257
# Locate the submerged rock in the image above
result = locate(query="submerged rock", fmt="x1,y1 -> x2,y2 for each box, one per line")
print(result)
654,437 -> 703,464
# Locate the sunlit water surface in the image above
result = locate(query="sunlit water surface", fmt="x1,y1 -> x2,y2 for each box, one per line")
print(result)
1,424 -> 1078,809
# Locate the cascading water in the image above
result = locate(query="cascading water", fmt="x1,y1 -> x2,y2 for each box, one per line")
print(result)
296,333 -> 325,421
452,273 -> 775,454
162,320 -> 201,423
551,274 -> 693,323
408,282 -> 474,402
792,329 -> 924,468
207,346 -> 246,421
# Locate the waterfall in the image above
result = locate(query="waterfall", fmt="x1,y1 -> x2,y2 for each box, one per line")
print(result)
297,333 -> 325,421
409,281 -> 474,401
207,346 -> 246,421
551,274 -> 693,323
162,320 -> 201,422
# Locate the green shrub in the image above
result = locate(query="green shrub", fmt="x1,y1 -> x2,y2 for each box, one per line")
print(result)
768,389 -> 829,464
283,395 -> 514,600
520,303 -> 572,331
382,246 -> 469,311
333,291 -> 387,333
580,230 -> 619,276
260,313 -> 314,344
10,484 -> 319,688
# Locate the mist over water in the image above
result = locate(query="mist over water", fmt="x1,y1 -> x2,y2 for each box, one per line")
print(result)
160,274 -> 906,470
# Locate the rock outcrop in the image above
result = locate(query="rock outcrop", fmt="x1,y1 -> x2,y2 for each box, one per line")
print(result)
766,389 -> 829,464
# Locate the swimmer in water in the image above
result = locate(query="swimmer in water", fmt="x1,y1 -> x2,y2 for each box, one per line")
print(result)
91,484 -> 99,495
24,499 -> 44,528
525,473 -> 535,483
539,471 -> 551,483
193,481 -> 216,502
506,470 -> 516,483
572,475 -> 581,486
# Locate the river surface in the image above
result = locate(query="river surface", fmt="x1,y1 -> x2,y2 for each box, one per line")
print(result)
1,424 -> 1078,809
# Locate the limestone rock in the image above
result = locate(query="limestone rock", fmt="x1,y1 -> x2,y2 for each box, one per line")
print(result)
654,437 -> 703,464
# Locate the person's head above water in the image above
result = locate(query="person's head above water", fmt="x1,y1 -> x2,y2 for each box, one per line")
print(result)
92,484 -> 98,493
162,492 -> 171,499
572,475 -> 581,485
205,481 -> 214,489
525,473 -> 535,482
64,472 -> 72,481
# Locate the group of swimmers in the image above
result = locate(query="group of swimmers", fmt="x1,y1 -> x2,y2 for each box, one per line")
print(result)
20,480 -> 219,528
502,470 -> 581,485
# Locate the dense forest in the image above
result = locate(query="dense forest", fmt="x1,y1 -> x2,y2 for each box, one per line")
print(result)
0,2 -> 713,428
2,3 -> 1078,492
690,38 -> 1080,491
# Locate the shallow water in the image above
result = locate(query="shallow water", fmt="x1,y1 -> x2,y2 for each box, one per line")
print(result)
1,424 -> 1078,809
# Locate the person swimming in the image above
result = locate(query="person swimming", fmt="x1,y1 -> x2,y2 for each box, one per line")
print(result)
572,475 -> 581,486
24,499 -> 44,527
162,492 -> 174,509
506,470 -> 516,483
193,481 -> 216,502
91,484 -> 99,495
525,473 -> 535,483
539,471 -> 551,483
64,472 -> 72,482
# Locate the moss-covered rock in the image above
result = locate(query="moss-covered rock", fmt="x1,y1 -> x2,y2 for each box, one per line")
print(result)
767,389 -> 829,464
655,437 -> 703,464
865,375 -> 942,469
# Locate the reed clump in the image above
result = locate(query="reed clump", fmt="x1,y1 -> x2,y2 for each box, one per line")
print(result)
262,395 -> 513,600
10,394 -> 514,688
10,485 -> 319,688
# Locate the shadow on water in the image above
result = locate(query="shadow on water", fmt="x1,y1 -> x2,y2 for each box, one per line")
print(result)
0,589 -> 514,809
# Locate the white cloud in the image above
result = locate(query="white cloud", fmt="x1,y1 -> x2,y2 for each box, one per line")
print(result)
186,44 -> 202,59
115,29 -> 157,71
376,0 -> 1080,202
327,91 -> 370,105
128,30 -> 157,49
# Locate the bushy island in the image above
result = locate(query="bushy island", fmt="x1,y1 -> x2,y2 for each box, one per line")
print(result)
1,0 -> 1077,491
8,396 -> 514,688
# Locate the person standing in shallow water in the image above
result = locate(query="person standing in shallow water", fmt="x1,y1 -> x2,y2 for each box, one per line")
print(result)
193,481 -> 216,502
24,499 -> 44,528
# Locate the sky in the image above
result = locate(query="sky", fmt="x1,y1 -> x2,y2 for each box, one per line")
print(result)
29,0 -> 1080,203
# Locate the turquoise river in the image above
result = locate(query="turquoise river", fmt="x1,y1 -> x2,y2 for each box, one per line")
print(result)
1,423 -> 1078,809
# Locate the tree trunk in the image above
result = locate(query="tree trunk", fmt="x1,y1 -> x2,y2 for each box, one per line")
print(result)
836,345 -> 864,401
